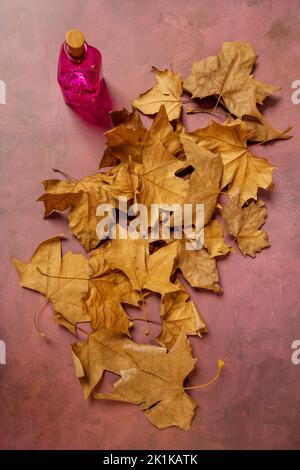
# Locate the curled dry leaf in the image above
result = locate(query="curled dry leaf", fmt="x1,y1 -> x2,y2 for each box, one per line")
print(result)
85,271 -> 141,335
184,41 -> 279,121
94,330 -> 197,430
132,67 -> 183,120
38,168 -> 134,252
222,195 -> 270,257
158,279 -> 207,350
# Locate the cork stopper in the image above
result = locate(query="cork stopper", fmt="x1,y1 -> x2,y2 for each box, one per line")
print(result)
66,29 -> 85,58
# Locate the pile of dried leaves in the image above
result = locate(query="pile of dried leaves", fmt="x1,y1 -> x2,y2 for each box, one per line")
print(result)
13,42 -> 291,430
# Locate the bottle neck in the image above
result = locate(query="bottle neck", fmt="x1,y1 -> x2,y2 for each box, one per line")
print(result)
64,41 -> 88,62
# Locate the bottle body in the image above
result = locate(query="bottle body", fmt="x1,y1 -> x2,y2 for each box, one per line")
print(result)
58,41 -> 104,121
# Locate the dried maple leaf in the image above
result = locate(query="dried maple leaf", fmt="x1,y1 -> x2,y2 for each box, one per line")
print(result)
13,42 -> 287,432
105,233 -> 179,295
181,137 -> 223,225
100,105 -> 182,169
110,106 -> 145,128
223,115 -> 292,143
85,247 -> 141,334
176,241 -> 221,293
72,327 -> 136,398
95,330 -> 197,430
157,279 -> 207,350
204,219 -> 233,257
13,236 -> 142,336
132,67 -> 183,120
222,195 -> 270,257
242,116 -> 292,143
145,105 -> 182,156
101,111 -> 147,167
38,168 -> 133,251
12,235 -> 89,334
130,141 -> 188,211
185,119 -> 275,204
184,41 -> 279,120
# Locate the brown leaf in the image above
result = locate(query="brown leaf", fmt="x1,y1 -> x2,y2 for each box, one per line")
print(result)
222,195 -> 270,257
85,271 -> 141,335
158,279 -> 207,350
110,106 -> 145,128
176,241 -> 221,293
133,67 -> 183,120
184,41 -> 279,120
102,119 -> 147,166
95,330 -> 197,430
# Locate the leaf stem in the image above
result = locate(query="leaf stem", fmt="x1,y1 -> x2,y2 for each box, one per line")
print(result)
184,359 -> 224,390
131,317 -> 161,326
52,168 -> 78,181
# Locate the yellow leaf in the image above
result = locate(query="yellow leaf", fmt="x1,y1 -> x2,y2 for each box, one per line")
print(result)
158,279 -> 207,350
131,139 -> 189,210
100,105 -> 182,170
181,137 -> 223,225
102,116 -> 147,166
104,234 -> 179,295
185,119 -> 275,204
38,168 -> 134,251
95,330 -> 197,430
72,327 -> 136,398
184,41 -> 279,120
133,67 -> 183,120
12,236 -> 89,334
146,105 -> 182,156
222,195 -> 270,257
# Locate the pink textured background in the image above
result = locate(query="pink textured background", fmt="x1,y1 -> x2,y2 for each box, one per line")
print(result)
1,0 -> 300,450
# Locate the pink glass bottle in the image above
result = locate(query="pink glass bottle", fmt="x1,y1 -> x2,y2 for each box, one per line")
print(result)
58,29 -> 109,124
